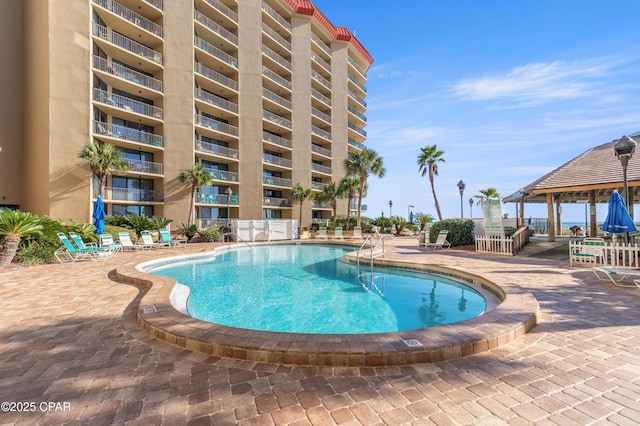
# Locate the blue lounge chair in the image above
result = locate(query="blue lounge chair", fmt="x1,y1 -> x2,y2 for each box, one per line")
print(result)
55,233 -> 113,263
68,232 -> 118,258
141,231 -> 170,248
159,230 -> 186,247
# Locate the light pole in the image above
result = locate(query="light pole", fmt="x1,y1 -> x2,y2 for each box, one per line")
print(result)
614,135 -> 637,243
468,198 -> 473,219
225,187 -> 233,222
388,200 -> 393,217
408,205 -> 414,221
457,180 -> 466,218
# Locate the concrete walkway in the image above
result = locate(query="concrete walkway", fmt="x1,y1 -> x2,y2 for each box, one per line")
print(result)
2,238 -> 640,425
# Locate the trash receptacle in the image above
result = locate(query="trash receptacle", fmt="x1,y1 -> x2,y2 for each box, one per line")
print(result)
418,230 -> 426,246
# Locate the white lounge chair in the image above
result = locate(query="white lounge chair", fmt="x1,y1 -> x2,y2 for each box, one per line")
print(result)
593,266 -> 640,288
425,230 -> 451,249
350,226 -> 363,240
315,227 -> 328,240
99,233 -> 122,253
332,227 -> 344,240
141,231 -> 170,248
118,232 -> 147,250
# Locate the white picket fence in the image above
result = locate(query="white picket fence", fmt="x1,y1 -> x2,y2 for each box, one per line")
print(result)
475,227 -> 530,256
569,240 -> 640,268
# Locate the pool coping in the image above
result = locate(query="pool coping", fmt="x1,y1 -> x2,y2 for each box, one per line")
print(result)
115,241 -> 540,366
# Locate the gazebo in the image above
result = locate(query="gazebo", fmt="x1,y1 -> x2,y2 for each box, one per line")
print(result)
503,133 -> 640,241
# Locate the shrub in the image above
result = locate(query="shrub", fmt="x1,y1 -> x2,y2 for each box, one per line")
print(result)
504,227 -> 517,238
197,227 -> 224,242
177,223 -> 198,242
103,225 -> 136,242
15,242 -> 56,265
429,218 -> 475,247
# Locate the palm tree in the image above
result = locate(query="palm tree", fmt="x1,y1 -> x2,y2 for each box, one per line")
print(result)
317,182 -> 343,227
474,187 -> 501,205
178,164 -> 213,225
290,183 -> 313,226
0,210 -> 43,266
338,176 -> 361,231
343,147 -> 386,227
417,144 -> 445,220
413,212 -> 435,232
78,141 -> 131,197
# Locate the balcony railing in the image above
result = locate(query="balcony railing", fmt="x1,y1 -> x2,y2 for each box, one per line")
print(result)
348,106 -> 367,122
262,67 -> 292,90
311,163 -> 332,175
104,187 -> 164,202
311,33 -> 331,56
311,71 -> 331,90
348,122 -> 367,137
203,0 -> 238,24
198,218 -> 231,229
93,88 -> 163,120
263,89 -> 291,110
195,192 -> 239,205
263,197 -> 291,207
311,53 -> 331,73
311,144 -> 332,157
92,0 -> 163,37
348,90 -> 367,108
194,10 -> 238,46
194,62 -> 238,91
93,121 -> 163,147
348,74 -> 367,93
261,2 -> 291,32
263,153 -> 292,168
194,114 -> 239,138
92,55 -> 163,92
195,36 -> 238,68
311,89 -> 331,106
92,23 -> 162,65
194,87 -> 238,114
263,176 -> 292,187
262,45 -> 291,71
262,24 -> 291,51
313,201 -> 331,209
348,57 -> 367,77
263,110 -> 292,129
311,181 -> 324,190
143,0 -> 163,11
194,139 -> 239,160
262,131 -> 292,149
311,107 -> 331,124
348,138 -> 364,150
202,167 -> 239,182
122,158 -> 163,175
311,125 -> 331,141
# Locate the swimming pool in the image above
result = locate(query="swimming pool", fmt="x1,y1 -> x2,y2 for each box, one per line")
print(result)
150,244 -> 486,334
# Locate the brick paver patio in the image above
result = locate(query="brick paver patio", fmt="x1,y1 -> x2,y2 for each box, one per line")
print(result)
1,237 -> 640,425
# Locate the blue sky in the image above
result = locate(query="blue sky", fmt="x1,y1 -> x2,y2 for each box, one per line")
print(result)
312,0 -> 640,223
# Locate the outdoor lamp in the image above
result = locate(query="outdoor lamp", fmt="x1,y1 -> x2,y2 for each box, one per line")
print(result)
457,180 -> 466,218
225,187 -> 233,220
468,198 -> 473,218
614,135 -> 636,243
388,200 -> 393,217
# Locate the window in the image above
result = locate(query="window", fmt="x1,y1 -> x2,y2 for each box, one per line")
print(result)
112,205 -> 154,217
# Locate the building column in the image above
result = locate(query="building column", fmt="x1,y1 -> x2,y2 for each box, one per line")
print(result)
589,190 -> 597,237
547,193 -> 555,242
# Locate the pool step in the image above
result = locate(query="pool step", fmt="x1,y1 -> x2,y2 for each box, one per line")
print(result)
358,272 -> 385,296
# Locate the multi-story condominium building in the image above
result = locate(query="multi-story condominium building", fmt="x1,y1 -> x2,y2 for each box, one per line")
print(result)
0,0 -> 372,228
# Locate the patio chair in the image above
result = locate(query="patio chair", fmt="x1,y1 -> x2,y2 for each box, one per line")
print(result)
350,226 -> 363,241
54,233 -> 113,262
331,227 -> 344,240
117,232 -> 147,250
593,266 -> 640,288
425,230 -> 451,249
141,231 -> 170,248
69,232 -> 118,258
315,227 -> 328,240
159,230 -> 187,247
99,233 -> 122,253
570,237 -> 605,265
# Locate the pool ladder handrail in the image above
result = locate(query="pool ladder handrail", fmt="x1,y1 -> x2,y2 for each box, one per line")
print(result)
356,234 -> 385,295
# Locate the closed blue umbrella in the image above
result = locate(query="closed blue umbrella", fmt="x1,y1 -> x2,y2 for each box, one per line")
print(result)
93,196 -> 106,235
602,192 -> 637,234
409,210 -> 414,223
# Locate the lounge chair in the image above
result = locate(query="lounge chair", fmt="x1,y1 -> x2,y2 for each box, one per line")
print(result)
118,232 -> 147,250
593,266 -> 640,288
141,231 -> 170,248
159,230 -> 187,247
99,233 -> 122,253
54,233 -> 114,262
570,237 -> 605,266
350,226 -> 363,240
69,232 -> 118,258
425,230 -> 451,249
315,227 -> 328,240
331,227 -> 344,240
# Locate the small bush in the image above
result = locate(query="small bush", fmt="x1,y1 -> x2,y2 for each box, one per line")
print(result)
103,225 -> 136,242
429,218 -> 475,247
197,227 -> 224,242
15,242 -> 56,265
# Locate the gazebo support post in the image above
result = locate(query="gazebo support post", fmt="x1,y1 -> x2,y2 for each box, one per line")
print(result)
519,197 -> 525,230
629,189 -> 635,220
547,193 -> 555,242
555,198 -> 562,236
589,190 -> 597,238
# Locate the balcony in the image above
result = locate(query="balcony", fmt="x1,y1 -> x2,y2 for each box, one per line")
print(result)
194,62 -> 238,93
311,71 -> 331,91
311,181 -> 325,190
93,88 -> 163,123
311,33 -> 331,56
103,187 -> 164,202
311,53 -> 331,73
311,125 -> 331,142
262,24 -> 291,52
311,107 -> 331,124
311,89 -> 331,107
313,201 -> 331,209
261,2 -> 291,32
194,87 -> 238,115
263,110 -> 292,130
203,167 -> 239,183
92,23 -> 162,71
348,106 -> 367,123
194,9 -> 238,47
311,163 -> 332,175
122,158 -> 163,175
93,120 -> 163,148
202,0 -> 238,25
263,176 -> 292,188
194,113 -> 239,139
262,45 -> 291,72
262,131 -> 292,150
348,122 -> 367,137
348,74 -> 367,94
348,57 -> 367,78
348,90 -> 367,108
348,138 -> 364,150
92,55 -> 163,95
92,0 -> 163,39
194,139 -> 239,161
311,144 -> 332,158
263,88 -> 291,112
263,153 -> 292,169
195,36 -> 238,70
262,67 -> 292,91
143,0 -> 163,11
263,197 -> 291,208
195,192 -> 239,205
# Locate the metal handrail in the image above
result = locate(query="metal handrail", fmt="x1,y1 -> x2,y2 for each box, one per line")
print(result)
355,233 -> 385,295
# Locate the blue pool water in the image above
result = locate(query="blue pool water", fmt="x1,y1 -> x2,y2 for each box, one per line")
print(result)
150,244 -> 486,334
